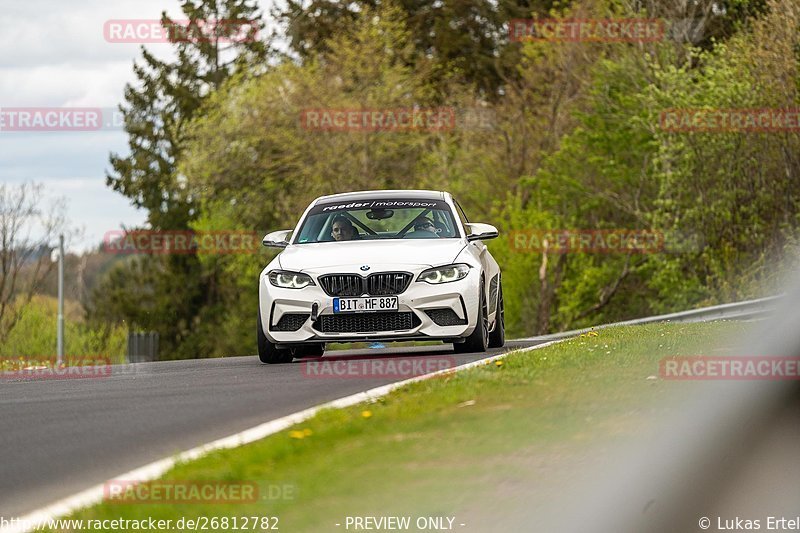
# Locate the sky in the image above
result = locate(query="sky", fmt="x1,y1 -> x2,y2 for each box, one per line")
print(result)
0,0 -> 276,252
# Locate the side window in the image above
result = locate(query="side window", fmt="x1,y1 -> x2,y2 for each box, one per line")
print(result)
431,209 -> 456,238
454,200 -> 470,233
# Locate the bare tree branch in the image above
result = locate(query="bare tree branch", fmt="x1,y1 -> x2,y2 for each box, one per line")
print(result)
0,182 -> 69,342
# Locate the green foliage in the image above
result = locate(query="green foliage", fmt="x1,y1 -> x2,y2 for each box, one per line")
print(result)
87,253 -> 214,359
2,296 -> 127,363
273,0 -> 561,96
492,0 -> 800,333
644,0 -> 800,302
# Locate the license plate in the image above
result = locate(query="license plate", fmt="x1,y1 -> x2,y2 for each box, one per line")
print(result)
333,296 -> 399,313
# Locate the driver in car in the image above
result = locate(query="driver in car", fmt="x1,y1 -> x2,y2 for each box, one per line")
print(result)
412,216 -> 440,237
331,216 -> 357,241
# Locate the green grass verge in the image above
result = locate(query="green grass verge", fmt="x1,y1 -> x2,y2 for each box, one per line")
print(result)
53,321 -> 742,532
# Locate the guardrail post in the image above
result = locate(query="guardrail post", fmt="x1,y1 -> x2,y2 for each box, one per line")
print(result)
127,332 -> 159,363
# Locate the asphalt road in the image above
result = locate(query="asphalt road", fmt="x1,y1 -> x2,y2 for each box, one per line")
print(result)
0,340 -> 541,518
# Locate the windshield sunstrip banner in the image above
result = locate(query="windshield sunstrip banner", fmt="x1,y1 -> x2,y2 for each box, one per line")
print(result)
315,200 -> 446,214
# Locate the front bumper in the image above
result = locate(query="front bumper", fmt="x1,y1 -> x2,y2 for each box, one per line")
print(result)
259,268 -> 480,346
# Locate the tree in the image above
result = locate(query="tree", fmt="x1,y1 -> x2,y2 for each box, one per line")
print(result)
274,0 -> 561,96
0,183 -> 68,343
95,0 -> 269,358
107,0 -> 269,230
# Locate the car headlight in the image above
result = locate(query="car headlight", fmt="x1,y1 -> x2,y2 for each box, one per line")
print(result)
417,264 -> 470,284
268,270 -> 315,289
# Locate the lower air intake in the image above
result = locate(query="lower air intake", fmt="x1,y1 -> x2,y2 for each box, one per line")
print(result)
425,308 -> 468,326
271,313 -> 309,332
316,312 -> 418,333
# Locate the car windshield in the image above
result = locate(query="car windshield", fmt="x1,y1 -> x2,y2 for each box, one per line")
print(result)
293,199 -> 460,243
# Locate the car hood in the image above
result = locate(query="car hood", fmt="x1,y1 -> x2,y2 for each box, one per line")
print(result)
278,239 -> 467,272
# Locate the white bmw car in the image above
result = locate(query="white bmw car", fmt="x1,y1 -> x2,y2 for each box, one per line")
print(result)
257,190 -> 504,363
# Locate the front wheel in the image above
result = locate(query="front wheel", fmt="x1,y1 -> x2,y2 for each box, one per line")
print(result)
454,284 -> 488,354
257,309 -> 294,364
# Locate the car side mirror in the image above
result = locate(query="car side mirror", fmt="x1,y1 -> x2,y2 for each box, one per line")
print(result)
262,229 -> 292,248
466,223 -> 499,242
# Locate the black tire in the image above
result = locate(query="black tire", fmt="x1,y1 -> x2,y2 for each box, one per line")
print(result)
488,283 -> 505,348
454,283 -> 488,354
292,343 -> 326,358
257,309 -> 294,364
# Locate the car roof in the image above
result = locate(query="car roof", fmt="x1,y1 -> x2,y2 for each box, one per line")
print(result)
313,190 -> 447,205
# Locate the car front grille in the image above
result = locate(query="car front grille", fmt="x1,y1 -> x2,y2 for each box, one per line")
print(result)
425,308 -> 468,326
315,312 -> 419,333
271,313 -> 309,332
318,272 -> 412,297
367,272 -> 412,295
318,274 -> 364,297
